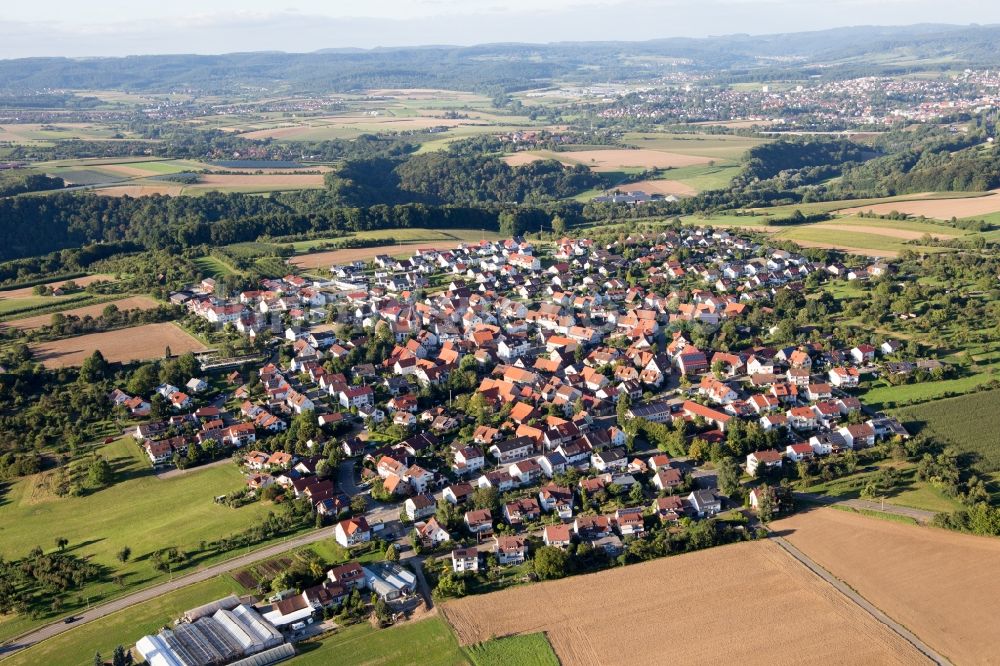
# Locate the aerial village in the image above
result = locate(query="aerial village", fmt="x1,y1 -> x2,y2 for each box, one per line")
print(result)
116,227 -> 926,664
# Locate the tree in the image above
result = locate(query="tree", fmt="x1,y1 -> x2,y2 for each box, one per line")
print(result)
551,215 -> 566,235
616,391 -> 631,428
55,537 -> 69,551
350,495 -> 368,515
316,459 -> 331,479
149,393 -> 169,420
533,546 -> 569,580
499,210 -> 519,238
94,652 -> 103,666
372,594 -> 391,625
117,546 -> 131,563
384,543 -> 399,562
716,457 -> 742,497
127,363 -> 159,396
756,484 -> 775,525
861,467 -> 899,503
87,457 -> 114,488
687,437 -> 708,463
471,486 -> 499,512
80,350 -> 108,383
112,645 -> 133,666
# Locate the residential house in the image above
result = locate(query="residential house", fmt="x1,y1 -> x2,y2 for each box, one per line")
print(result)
334,517 -> 371,547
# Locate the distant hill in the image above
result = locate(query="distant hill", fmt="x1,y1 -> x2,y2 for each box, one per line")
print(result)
0,24 -> 997,94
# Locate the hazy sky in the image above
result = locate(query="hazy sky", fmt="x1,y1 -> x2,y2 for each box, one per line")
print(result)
1,0 -> 998,58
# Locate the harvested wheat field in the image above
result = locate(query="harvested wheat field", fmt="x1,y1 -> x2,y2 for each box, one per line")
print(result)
558,149 -> 713,171
0,275 -> 115,300
290,242 -> 459,269
502,151 -> 575,167
837,190 -> 1000,219
624,178 -> 698,197
29,323 -> 209,368
92,184 -> 185,197
4,296 -> 160,331
775,508 -> 1000,665
442,540 -> 924,666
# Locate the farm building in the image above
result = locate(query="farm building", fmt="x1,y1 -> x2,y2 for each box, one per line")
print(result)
135,599 -> 285,666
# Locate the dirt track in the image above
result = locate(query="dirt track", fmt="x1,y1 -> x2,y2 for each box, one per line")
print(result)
442,540 -> 925,666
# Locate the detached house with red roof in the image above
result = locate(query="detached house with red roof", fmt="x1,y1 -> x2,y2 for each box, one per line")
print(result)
746,449 -> 784,475
335,516 -> 371,547
828,366 -> 860,387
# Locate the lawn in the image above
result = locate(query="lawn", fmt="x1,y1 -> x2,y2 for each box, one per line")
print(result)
465,633 -> 560,666
664,163 -> 742,191
895,390 -> 1000,473
796,462 -> 963,514
192,255 -> 238,277
862,364 -> 1000,410
771,227 -> 927,254
292,616 -> 468,665
0,576 -> 245,666
0,437 -> 279,642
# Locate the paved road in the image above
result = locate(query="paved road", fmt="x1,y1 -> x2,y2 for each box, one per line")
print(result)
0,501 -> 403,658
770,533 -> 950,665
794,492 -> 937,523
155,457 -> 231,481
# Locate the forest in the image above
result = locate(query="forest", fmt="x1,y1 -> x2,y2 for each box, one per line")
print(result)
324,153 -> 601,206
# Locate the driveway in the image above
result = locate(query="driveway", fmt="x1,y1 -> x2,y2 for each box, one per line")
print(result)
337,460 -> 361,496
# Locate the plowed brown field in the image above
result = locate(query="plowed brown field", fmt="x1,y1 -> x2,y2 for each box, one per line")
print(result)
774,508 -> 1000,665
624,178 -> 698,197
442,540 -> 925,666
29,323 -> 208,367
290,242 -> 459,269
558,149 -> 713,171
